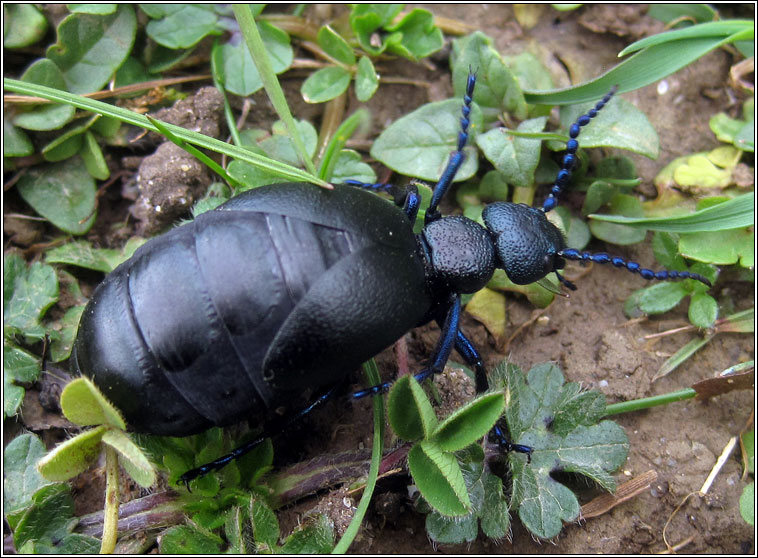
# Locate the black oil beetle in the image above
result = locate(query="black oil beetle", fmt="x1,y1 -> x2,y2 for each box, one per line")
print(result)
71,72 -> 711,484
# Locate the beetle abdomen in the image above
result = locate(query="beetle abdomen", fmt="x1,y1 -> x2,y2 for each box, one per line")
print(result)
74,203 -> 363,435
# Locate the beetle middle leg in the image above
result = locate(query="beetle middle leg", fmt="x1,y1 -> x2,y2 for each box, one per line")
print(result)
178,383 -> 342,487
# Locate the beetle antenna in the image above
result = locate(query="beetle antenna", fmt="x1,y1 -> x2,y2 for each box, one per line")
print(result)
542,86 -> 618,213
558,248 -> 713,287
426,70 -> 477,224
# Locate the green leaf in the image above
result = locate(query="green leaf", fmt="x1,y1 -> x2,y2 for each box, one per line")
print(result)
250,496 -> 279,549
13,59 -> 75,131
142,4 -> 220,49
451,31 -> 527,123
630,282 -> 690,315
159,525 -> 224,554
317,25 -> 355,65
45,237 -> 145,273
4,254 -> 58,340
490,362 -> 629,540
101,430 -> 156,488
258,119 -> 318,167
12,484 -> 86,552
553,206 -> 591,251
16,156 -> 97,235
560,97 -> 659,158
486,268 -> 557,308
464,287 -> 507,343
679,227 -> 754,267
688,292 -> 718,328
477,117 -> 547,188
425,510 -> 478,544
408,441 -> 470,516
59,377 -> 127,429
479,469 -> 510,539
740,482 -> 755,526
80,130 -> 110,180
46,4 -> 137,94
432,392 -> 504,452
37,426 -> 106,481
384,8 -> 443,60
218,22 -> 293,97
589,194 -> 647,245
67,4 -> 118,15
3,3 -> 48,48
371,98 -> 482,182
742,430 -> 754,474
652,231 -> 687,269
350,4 -> 404,55
503,51 -> 555,92
388,375 -> 438,441
41,122 -> 86,162
3,116 -> 33,157
279,514 -> 335,554
3,434 -> 53,520
330,149 -> 377,184
48,305 -> 85,363
301,66 -> 351,104
3,343 -> 41,418
355,56 -> 379,102
647,4 -> 716,25
224,505 -> 252,554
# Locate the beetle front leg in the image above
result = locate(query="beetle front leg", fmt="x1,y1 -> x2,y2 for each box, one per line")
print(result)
352,293 -> 460,399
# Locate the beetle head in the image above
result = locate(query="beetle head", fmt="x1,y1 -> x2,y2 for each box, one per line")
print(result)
482,202 -> 567,285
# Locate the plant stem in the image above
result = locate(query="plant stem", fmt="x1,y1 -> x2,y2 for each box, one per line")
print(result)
233,4 -> 319,177
100,445 -> 120,554
604,388 -> 696,416
332,359 -> 384,554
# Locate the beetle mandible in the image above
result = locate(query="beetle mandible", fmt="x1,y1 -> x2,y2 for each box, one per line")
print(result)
71,72 -> 711,484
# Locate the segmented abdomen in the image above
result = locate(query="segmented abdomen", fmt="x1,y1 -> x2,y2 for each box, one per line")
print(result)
73,209 -> 361,435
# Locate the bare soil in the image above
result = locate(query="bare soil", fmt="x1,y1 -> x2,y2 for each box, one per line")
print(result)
5,4 -> 754,555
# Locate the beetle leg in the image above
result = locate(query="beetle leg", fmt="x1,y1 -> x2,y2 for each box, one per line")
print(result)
451,329 -> 489,393
342,179 -> 422,223
449,325 -> 533,461
491,422 -> 533,463
177,383 -> 341,487
352,293 -> 461,399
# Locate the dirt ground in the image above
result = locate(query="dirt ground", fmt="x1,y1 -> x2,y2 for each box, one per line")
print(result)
5,4 -> 754,555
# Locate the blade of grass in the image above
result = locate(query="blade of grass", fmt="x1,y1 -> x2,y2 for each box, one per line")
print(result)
619,20 -> 754,56
332,358 -> 384,554
523,31 -> 752,105
604,388 -> 697,416
147,116 -> 240,188
653,333 -> 715,381
589,192 -> 754,232
233,4 -> 319,177
318,108 -> 371,181
3,78 -> 330,188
